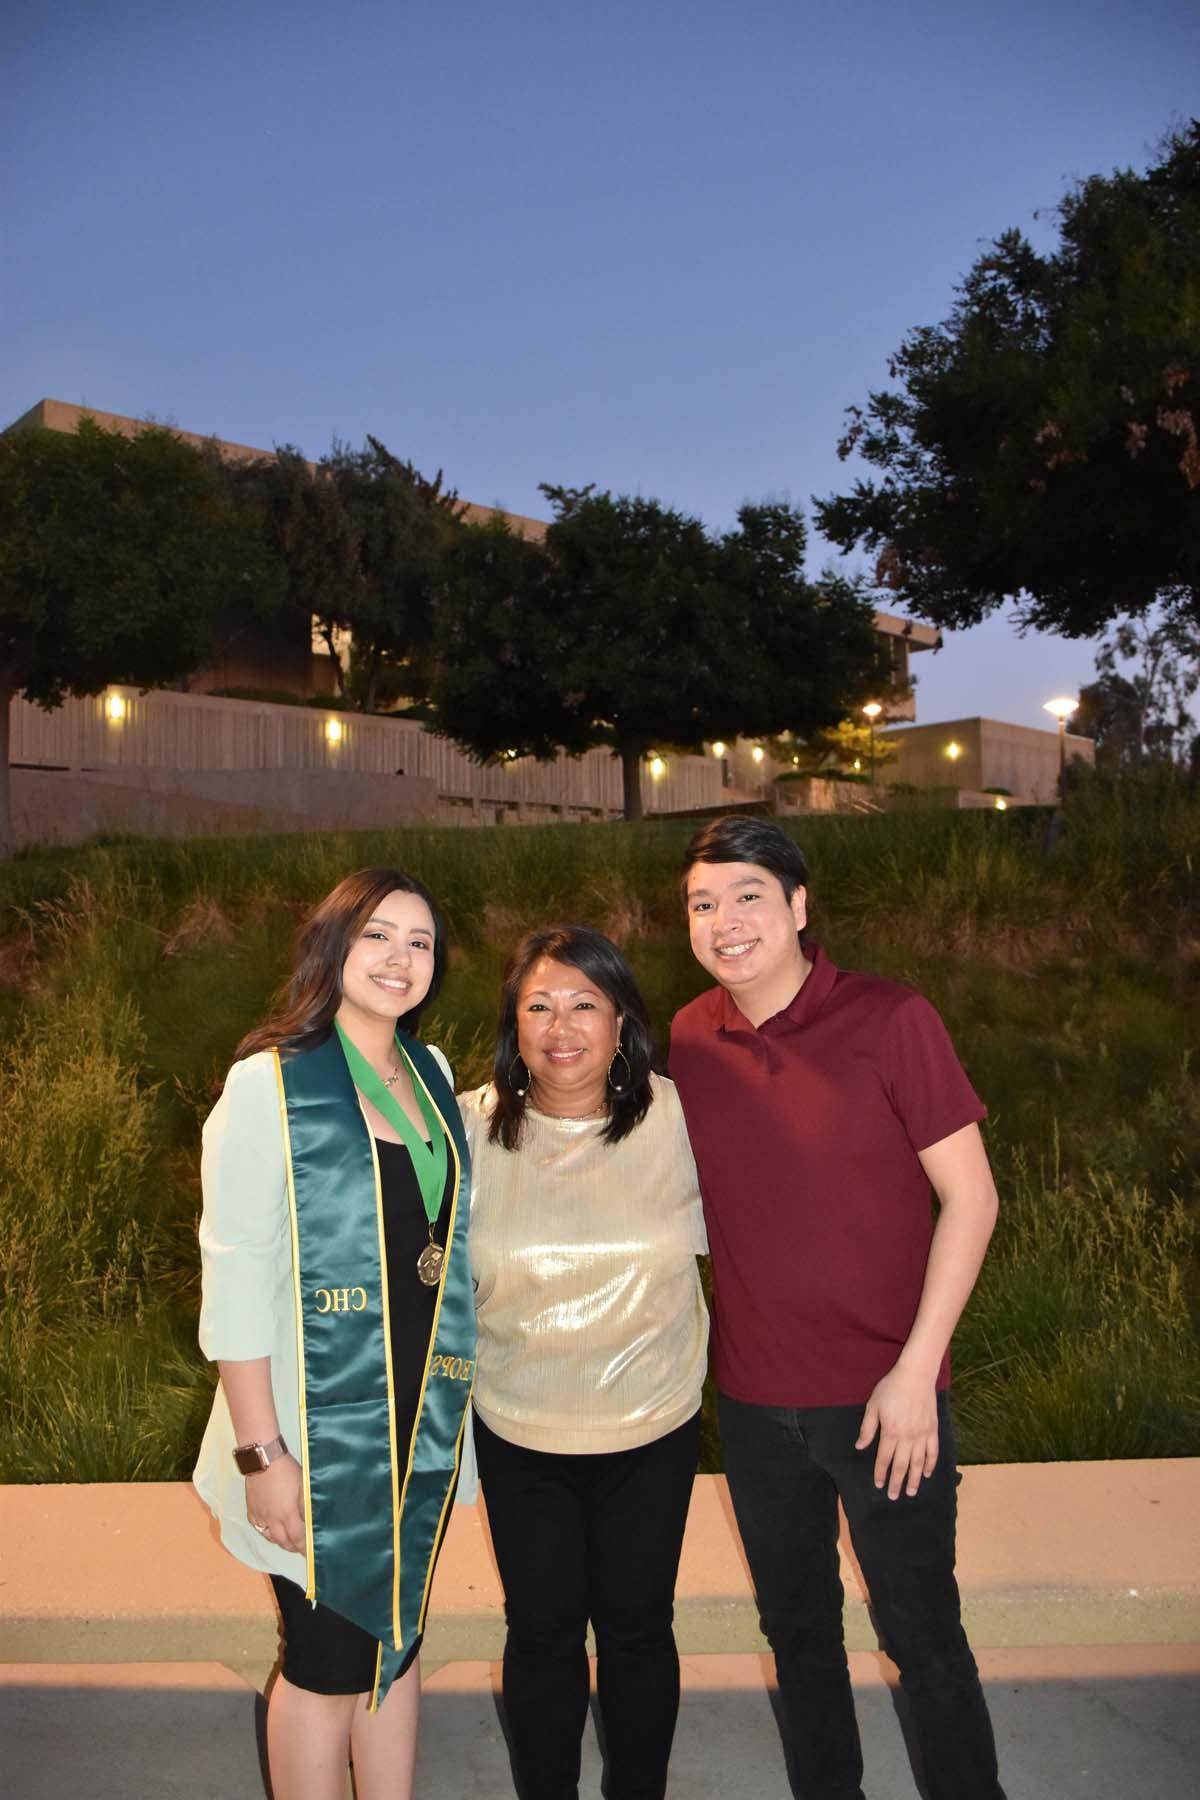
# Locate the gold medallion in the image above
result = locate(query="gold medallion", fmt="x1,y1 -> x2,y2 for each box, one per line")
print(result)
416,1238 -> 445,1287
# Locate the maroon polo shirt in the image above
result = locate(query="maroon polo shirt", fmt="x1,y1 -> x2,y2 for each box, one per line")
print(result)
668,947 -> 986,1407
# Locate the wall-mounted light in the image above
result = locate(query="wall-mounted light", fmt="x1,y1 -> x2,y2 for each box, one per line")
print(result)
751,745 -> 765,765
994,797 -> 1008,811
104,693 -> 127,723
711,741 -> 727,759
944,740 -> 962,762
648,755 -> 666,780
324,716 -> 344,746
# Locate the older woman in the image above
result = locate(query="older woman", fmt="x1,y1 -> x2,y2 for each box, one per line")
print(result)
193,867 -> 474,1800
459,923 -> 708,1800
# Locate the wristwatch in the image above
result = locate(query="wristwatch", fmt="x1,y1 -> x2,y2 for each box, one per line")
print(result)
232,1434 -> 289,1475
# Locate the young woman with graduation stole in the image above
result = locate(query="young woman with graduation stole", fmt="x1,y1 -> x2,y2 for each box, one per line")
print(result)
193,867 -> 474,1800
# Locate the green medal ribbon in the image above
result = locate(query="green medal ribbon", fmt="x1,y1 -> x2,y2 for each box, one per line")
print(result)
335,1023 -> 449,1230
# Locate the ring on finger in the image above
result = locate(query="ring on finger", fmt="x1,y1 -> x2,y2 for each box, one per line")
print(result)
252,1521 -> 270,1537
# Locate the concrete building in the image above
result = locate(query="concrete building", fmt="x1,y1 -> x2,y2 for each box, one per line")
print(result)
883,716 -> 1095,804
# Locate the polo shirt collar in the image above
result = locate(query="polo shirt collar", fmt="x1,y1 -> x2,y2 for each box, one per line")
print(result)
716,943 -> 838,1035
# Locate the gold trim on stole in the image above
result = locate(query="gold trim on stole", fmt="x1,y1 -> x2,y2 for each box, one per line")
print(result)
353,1092 -> 404,1657
395,1050 -> 474,1639
272,1050 -> 316,1599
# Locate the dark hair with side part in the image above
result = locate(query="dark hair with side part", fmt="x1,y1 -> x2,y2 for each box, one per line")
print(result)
234,866 -> 447,1062
680,814 -> 811,944
489,923 -> 655,1151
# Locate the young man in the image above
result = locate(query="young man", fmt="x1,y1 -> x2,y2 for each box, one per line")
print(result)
669,814 -> 1005,1800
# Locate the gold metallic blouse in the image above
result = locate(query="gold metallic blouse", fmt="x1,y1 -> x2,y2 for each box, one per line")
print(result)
459,1073 -> 709,1454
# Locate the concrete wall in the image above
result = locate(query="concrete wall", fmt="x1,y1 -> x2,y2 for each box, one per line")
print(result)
884,717 -> 1094,802
10,688 -> 750,844
11,767 -> 441,850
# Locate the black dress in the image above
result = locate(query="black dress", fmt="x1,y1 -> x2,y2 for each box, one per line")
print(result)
271,1137 -> 453,1694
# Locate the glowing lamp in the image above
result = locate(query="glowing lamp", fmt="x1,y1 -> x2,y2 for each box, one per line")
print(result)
324,717 -> 344,746
104,693 -> 127,723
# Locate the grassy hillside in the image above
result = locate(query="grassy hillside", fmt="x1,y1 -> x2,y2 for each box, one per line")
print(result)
1,768 -> 1196,1480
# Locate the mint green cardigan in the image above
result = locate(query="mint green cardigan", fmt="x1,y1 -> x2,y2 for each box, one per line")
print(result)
191,1044 -> 459,1585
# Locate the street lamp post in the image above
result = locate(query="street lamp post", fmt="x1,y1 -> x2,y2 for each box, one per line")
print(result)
862,701 -> 882,785
1043,696 -> 1078,796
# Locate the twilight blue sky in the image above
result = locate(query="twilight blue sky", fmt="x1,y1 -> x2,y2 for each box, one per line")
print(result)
4,1 -> 1197,730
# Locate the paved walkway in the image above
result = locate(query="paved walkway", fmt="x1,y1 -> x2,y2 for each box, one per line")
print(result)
5,1463 -> 1198,1796
4,1644 -> 1199,1798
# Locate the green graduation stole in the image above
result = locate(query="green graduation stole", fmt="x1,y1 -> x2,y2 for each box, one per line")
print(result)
273,1027 -> 475,1708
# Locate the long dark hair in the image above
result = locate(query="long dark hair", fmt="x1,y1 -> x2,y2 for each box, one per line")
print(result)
235,867 -> 447,1061
489,923 -> 654,1151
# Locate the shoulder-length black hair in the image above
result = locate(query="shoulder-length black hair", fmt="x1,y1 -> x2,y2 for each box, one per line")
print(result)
234,866 -> 447,1061
489,923 -> 655,1151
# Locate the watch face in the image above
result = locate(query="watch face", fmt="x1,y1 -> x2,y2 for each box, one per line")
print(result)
234,1445 -> 267,1474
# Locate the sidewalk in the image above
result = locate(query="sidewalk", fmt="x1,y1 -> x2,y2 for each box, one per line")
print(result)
4,1462 -> 1199,1797
4,1645 -> 1198,1798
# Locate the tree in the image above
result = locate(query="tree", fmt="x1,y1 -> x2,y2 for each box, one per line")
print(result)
431,487 -> 888,820
233,447 -> 358,696
1075,607 -> 1200,767
237,437 -> 463,712
815,122 -> 1200,640
0,417 -> 266,856
785,717 -> 900,779
429,514 -> 571,759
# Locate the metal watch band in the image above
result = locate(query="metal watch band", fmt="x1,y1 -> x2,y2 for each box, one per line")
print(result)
232,1433 -> 288,1475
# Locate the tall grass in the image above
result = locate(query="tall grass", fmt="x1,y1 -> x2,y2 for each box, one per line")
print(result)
1,772 -> 1196,1479
954,1148 -> 1198,1463
0,986 -> 212,1480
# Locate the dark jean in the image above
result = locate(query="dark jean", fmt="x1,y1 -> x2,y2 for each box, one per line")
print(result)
474,1408 -> 701,1800
718,1391 -> 1005,1800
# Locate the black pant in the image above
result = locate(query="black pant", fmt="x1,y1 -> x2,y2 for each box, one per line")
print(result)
718,1391 -> 1005,1800
473,1409 -> 701,1800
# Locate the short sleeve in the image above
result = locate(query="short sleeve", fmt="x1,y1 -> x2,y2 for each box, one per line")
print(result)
198,1053 -> 288,1361
455,1085 -> 493,1176
881,993 -> 987,1153
660,1076 -> 709,1255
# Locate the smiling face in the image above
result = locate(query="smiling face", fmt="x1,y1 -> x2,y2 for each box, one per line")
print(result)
337,888 -> 437,1035
515,956 -> 623,1118
685,859 -> 809,1027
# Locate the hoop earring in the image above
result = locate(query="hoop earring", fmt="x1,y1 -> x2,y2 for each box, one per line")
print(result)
507,1054 -> 529,1097
607,1047 -> 632,1093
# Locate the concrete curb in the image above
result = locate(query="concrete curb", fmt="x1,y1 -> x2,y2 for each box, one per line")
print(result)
4,1462 -> 1199,1679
